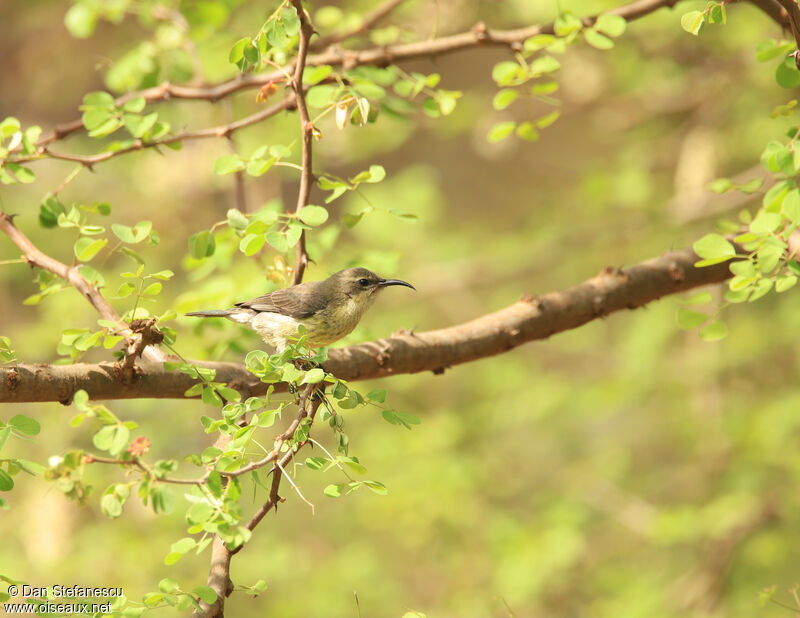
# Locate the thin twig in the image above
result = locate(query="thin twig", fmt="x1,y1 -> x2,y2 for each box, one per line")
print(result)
16,0 -> 683,159
11,97 -> 294,167
289,0 -> 316,285
276,458 -> 315,513
0,213 -> 165,363
310,0 -> 406,51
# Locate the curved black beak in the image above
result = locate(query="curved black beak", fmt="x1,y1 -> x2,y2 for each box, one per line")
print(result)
378,278 -> 416,290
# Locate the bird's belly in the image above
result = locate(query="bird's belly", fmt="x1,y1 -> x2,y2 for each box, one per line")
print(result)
250,312 -> 358,349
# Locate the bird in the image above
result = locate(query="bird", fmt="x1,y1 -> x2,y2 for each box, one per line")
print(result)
185,267 -> 415,351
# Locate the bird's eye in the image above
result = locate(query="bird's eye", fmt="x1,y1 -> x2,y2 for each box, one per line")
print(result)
358,278 -> 370,286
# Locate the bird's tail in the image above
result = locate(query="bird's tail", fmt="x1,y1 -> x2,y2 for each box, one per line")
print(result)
185,309 -> 234,318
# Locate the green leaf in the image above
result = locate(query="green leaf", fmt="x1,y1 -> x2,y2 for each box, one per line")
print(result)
159,578 -> 180,593
756,40 -> 794,62
193,586 -> 218,605
117,282 -> 136,298
516,122 -> 540,142
101,493 -> 123,518
9,414 -> 40,436
229,38 -> 250,63
676,308 -> 708,330
595,14 -> 627,37
171,537 -> 196,555
776,57 -> 800,89
492,89 -> 519,111
364,480 -> 388,495
324,484 -> 346,497
709,178 -> 733,193
301,368 -> 325,384
681,292 -> 713,307
214,154 -> 246,175
554,12 -> 582,36
680,10 -> 704,35
73,237 -> 108,262
142,282 -> 162,296
246,157 -> 275,177
699,320 -> 728,341
266,230 -> 289,253
306,65 -> 333,85
367,388 -> 387,403
750,211 -> 781,235
240,234 -> 266,256
488,121 -> 516,143
112,224 -> 136,243
297,205 -> 329,226
305,456 -> 328,470
93,425 -> 130,455
530,55 -> 561,75
524,34 -> 556,52
189,231 -> 216,259
693,234 -> 735,265
0,470 -> 14,491
227,208 -> 249,231
65,2 -> 98,37
776,275 -> 798,292
536,111 -> 561,129
584,29 -> 614,50
492,61 -> 522,86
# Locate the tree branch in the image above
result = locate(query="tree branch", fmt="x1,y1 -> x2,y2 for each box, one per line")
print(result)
10,97 -> 294,168
21,0 -> 680,153
773,0 -> 800,59
0,213 -> 165,364
290,0 -> 316,285
0,246 -> 735,403
197,386 -> 321,617
310,0 -> 406,51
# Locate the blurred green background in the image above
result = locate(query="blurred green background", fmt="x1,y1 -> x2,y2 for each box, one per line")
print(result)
1,0 -> 800,616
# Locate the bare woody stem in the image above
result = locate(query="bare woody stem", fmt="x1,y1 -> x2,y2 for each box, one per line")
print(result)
17,0 -> 686,157
310,0 -> 406,51
0,246 -> 736,403
0,213 -> 165,364
290,0 -> 316,286
197,385 -> 321,617
10,97 -> 294,168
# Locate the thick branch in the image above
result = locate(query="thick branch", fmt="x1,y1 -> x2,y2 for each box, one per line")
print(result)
0,247 -> 735,403
0,213 -> 165,363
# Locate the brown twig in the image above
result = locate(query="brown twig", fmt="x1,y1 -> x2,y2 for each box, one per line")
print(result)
310,0 -> 407,51
86,454 -> 208,485
290,0 -> 316,286
237,387 -> 322,541
19,0 -> 681,156
0,245 -> 738,403
738,0 -> 791,29
199,385 -> 321,617
0,213 -> 165,363
10,97 -> 294,168
774,0 -> 800,62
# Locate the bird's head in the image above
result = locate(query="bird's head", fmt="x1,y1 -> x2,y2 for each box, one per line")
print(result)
329,267 -> 415,306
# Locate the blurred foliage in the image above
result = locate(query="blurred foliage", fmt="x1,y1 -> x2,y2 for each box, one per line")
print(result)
2,0 -> 800,616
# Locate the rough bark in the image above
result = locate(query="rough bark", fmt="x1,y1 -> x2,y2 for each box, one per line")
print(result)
0,247 -> 733,403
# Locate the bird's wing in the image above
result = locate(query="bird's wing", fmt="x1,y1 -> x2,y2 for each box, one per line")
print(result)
234,282 -> 327,319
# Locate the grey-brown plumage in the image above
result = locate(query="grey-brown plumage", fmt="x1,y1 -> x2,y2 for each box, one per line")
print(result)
186,267 -> 414,350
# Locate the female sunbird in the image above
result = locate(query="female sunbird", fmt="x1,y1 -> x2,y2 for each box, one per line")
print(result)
186,267 -> 415,350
